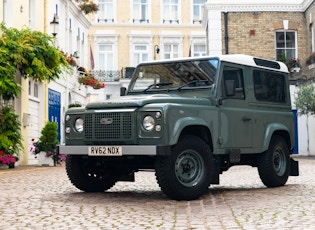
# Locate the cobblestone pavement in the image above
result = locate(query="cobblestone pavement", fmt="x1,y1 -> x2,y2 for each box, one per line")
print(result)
0,156 -> 314,230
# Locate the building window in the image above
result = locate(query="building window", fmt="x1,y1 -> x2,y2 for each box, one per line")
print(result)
28,81 -> 39,98
275,31 -> 297,60
99,44 -> 114,70
34,83 -> 38,97
192,0 -> 206,24
164,44 -> 179,59
192,44 -> 206,57
132,0 -> 149,23
133,45 -> 148,66
98,0 -> 114,22
162,0 -> 179,24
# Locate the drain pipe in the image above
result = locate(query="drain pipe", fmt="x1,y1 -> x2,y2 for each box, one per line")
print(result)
224,12 -> 229,54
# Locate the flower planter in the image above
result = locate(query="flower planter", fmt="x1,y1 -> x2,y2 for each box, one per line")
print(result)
37,151 -> 54,166
0,164 -> 9,170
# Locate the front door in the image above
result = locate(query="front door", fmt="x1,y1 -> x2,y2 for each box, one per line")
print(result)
48,89 -> 61,142
218,65 -> 252,149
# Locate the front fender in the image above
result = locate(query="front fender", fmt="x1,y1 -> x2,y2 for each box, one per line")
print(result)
169,117 -> 209,145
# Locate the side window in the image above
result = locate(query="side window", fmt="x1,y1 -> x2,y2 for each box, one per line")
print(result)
253,70 -> 286,102
223,67 -> 245,99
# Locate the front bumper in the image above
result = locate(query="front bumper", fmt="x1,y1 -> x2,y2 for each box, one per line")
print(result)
57,145 -> 171,156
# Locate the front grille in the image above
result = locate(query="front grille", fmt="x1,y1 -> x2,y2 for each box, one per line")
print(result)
85,112 -> 133,140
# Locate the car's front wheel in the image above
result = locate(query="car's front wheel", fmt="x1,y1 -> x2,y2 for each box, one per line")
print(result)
66,155 -> 119,192
155,135 -> 215,200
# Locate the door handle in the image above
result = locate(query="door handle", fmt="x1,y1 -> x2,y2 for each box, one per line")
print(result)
242,117 -> 251,122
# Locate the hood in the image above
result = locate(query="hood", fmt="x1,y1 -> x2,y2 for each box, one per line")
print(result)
85,94 -> 211,109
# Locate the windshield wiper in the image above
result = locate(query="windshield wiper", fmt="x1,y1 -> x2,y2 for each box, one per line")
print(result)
176,80 -> 210,91
143,82 -> 173,93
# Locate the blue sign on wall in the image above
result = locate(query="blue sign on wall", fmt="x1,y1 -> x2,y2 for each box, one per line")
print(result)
48,89 -> 61,142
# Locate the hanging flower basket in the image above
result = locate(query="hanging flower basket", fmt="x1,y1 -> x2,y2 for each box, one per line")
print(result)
79,1 -> 99,15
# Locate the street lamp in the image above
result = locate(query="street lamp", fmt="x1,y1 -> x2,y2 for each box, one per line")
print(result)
154,45 -> 160,60
50,14 -> 59,37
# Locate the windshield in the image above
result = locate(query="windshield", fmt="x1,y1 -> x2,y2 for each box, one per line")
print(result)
129,58 -> 219,92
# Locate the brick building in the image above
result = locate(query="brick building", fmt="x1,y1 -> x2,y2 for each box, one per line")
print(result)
203,0 -> 315,82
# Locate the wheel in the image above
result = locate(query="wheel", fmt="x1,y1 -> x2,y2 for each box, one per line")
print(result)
257,135 -> 290,187
155,135 -> 215,200
66,155 -> 118,192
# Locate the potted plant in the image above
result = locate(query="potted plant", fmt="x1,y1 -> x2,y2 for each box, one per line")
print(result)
31,122 -> 65,166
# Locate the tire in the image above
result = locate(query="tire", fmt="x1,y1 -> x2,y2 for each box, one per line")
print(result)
66,155 -> 118,192
257,135 -> 290,188
155,135 -> 215,200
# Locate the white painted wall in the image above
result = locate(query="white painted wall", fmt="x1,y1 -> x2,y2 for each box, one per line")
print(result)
290,85 -> 315,156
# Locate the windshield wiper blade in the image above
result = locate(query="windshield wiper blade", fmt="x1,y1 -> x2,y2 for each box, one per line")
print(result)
176,80 -> 209,91
143,82 -> 173,93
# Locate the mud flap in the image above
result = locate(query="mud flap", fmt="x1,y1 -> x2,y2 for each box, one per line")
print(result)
290,158 -> 299,176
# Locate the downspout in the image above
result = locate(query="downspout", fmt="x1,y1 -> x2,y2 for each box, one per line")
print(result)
224,12 -> 229,54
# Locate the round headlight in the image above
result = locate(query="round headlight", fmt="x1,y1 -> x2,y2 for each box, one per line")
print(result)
143,115 -> 155,131
74,118 -> 84,132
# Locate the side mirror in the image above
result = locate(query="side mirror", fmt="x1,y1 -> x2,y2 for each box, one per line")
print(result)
224,80 -> 235,96
120,87 -> 127,96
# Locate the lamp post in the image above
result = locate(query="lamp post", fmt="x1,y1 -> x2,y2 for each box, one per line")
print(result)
154,45 -> 160,60
50,14 -> 59,37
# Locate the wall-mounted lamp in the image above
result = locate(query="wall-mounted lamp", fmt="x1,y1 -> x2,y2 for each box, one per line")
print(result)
50,14 -> 59,37
22,113 -> 31,127
154,45 -> 160,60
20,5 -> 23,13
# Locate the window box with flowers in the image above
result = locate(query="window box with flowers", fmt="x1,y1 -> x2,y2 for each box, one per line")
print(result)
286,58 -> 300,73
77,67 -> 105,89
30,122 -> 66,166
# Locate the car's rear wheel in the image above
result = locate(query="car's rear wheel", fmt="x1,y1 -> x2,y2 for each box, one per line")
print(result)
155,135 -> 215,200
66,155 -> 118,192
257,135 -> 290,187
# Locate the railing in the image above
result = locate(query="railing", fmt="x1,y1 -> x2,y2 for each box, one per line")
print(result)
90,70 -> 120,82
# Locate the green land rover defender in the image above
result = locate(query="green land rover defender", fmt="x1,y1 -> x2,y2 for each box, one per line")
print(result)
59,54 -> 299,200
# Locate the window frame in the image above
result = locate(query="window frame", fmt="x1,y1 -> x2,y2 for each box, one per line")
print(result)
253,69 -> 287,103
161,0 -> 181,24
191,0 -> 206,24
131,0 -> 150,23
222,67 -> 245,100
133,44 -> 149,66
275,30 -> 298,61
97,0 -> 115,23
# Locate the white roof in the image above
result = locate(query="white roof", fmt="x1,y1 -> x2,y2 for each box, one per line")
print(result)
141,54 -> 289,73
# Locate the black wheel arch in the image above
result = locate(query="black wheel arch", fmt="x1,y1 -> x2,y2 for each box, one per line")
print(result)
271,130 -> 293,152
179,125 -> 213,151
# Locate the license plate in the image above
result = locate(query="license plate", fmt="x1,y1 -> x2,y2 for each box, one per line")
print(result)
88,146 -> 122,156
